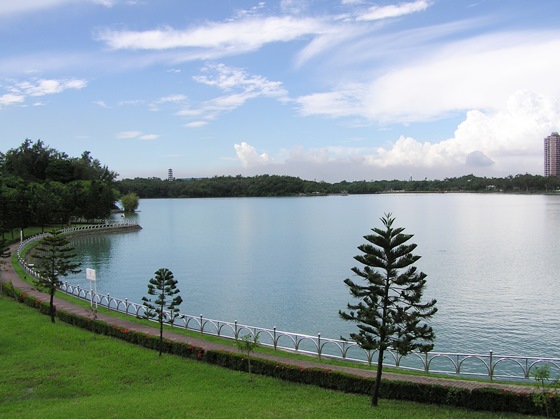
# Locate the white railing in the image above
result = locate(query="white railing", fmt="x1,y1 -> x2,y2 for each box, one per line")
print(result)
16,224 -> 560,382
54,283 -> 560,382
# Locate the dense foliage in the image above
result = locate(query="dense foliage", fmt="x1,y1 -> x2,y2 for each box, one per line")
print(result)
0,139 -> 119,239
120,192 -> 140,213
116,172 -> 560,199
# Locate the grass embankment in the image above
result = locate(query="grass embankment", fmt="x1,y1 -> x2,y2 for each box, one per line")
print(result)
0,297 -> 537,418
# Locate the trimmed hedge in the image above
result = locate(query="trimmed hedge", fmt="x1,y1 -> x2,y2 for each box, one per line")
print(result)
1,281 -> 557,417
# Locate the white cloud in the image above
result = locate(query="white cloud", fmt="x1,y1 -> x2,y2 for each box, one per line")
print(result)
358,91 -> 555,175
236,91 -> 559,179
0,78 -> 86,108
157,94 -> 187,103
194,63 -> 285,95
356,0 -> 432,21
116,130 -> 159,140
93,100 -> 110,108
234,142 -> 271,168
296,30 -> 560,124
185,121 -> 208,128
0,93 -> 25,106
177,63 -> 287,122
95,15 -> 327,56
14,78 -> 87,97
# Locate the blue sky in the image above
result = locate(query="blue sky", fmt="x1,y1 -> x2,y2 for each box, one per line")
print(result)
1,0 -> 559,182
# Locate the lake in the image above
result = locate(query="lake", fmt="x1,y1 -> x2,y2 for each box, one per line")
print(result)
66,193 -> 560,358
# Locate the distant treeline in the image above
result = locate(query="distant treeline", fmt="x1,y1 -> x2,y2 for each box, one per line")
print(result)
115,173 -> 560,199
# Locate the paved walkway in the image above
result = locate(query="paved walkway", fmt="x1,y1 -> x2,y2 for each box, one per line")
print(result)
1,242 -> 537,394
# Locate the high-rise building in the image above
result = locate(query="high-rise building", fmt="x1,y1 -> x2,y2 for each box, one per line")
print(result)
168,168 -> 174,181
544,132 -> 560,177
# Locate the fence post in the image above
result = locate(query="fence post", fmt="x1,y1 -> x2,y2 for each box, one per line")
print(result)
489,350 -> 494,381
317,333 -> 322,359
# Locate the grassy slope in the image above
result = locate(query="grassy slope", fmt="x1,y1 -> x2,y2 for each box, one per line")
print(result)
0,297 -> 535,419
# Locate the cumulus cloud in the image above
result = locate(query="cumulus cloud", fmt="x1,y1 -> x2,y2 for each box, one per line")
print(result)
234,142 -> 271,168
354,90 -> 558,174
235,91 -> 559,179
466,151 -> 494,167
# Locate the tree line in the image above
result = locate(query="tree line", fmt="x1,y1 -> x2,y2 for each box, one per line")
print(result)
116,172 -> 560,199
0,139 -> 118,238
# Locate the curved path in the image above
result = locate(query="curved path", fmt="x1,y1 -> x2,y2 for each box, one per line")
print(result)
1,242 -> 537,395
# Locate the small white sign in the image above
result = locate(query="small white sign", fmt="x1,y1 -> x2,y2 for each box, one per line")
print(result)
86,268 -> 96,281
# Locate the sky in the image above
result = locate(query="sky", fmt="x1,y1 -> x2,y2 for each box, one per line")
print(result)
1,0 -> 560,182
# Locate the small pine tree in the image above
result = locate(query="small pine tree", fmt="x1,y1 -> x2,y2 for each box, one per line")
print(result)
340,213 -> 437,406
142,268 -> 183,356
32,229 -> 82,323
236,333 -> 260,382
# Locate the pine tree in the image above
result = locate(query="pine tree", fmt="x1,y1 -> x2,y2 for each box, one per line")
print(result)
32,229 -> 82,323
340,213 -> 437,406
142,268 -> 183,356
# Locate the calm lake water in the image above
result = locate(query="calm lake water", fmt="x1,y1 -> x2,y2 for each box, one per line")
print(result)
66,194 -> 560,358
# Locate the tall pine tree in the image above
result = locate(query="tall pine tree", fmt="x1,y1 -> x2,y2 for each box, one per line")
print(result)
32,229 -> 81,323
340,213 -> 437,406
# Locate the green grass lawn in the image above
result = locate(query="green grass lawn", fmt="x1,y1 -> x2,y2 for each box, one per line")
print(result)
0,297 -> 537,418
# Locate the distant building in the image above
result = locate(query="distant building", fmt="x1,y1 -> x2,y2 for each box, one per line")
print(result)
544,132 -> 560,177
168,168 -> 175,181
